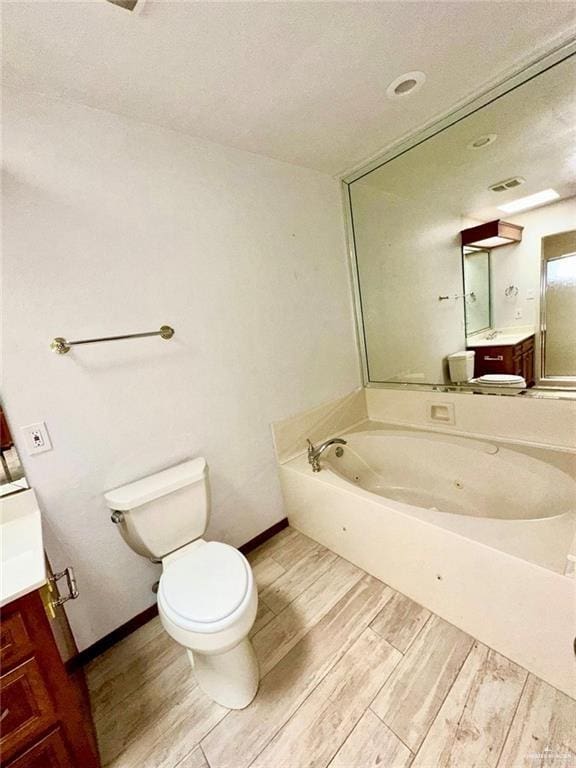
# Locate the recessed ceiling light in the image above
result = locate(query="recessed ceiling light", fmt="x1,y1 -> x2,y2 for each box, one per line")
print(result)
498,189 -> 560,214
467,134 -> 498,150
386,71 -> 426,100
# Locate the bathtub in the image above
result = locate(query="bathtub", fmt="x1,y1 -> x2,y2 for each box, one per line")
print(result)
278,426 -> 576,697
325,430 -> 576,573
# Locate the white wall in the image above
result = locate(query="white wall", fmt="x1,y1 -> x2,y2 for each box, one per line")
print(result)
1,88 -> 360,650
490,197 -> 576,330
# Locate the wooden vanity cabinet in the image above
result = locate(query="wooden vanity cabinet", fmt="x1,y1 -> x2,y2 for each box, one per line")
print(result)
469,334 -> 535,387
0,588 -> 100,768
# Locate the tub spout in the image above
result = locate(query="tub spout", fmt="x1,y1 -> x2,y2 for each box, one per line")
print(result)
307,437 -> 347,472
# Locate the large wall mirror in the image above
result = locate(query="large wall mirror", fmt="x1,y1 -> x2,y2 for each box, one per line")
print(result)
347,52 -> 575,394
0,402 -> 28,497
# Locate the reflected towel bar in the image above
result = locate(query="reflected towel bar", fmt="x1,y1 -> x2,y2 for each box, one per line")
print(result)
50,325 -> 174,354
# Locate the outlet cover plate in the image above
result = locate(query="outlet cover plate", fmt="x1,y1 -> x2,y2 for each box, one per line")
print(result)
21,422 -> 52,455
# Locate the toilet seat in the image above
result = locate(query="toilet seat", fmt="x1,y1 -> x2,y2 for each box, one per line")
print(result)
475,374 -> 526,387
159,542 -> 252,634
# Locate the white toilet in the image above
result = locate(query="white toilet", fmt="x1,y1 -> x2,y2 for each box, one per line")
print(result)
448,350 -> 526,388
104,458 -> 259,709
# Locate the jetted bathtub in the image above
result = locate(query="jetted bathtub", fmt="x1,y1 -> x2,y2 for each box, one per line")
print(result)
324,430 -> 576,573
279,426 -> 576,697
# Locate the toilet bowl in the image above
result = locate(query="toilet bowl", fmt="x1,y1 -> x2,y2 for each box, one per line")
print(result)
105,459 -> 259,709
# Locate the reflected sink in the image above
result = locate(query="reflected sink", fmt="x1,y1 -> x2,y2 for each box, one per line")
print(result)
0,488 -> 45,607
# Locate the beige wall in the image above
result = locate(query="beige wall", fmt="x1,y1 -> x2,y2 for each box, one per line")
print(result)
2,87 -> 360,649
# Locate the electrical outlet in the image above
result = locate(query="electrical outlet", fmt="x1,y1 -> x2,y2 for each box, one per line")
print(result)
21,422 -> 52,455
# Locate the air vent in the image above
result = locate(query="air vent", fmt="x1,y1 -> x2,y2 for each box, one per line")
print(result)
489,177 -> 526,193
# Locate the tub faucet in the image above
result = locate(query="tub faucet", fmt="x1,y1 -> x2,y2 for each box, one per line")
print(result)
306,437 -> 347,472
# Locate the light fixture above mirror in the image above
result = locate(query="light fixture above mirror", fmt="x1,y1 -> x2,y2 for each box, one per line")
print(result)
461,220 -> 523,250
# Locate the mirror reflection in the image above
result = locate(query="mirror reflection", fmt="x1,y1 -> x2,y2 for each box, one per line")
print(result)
462,249 -> 490,336
0,404 -> 28,496
541,231 -> 576,380
349,54 -> 576,391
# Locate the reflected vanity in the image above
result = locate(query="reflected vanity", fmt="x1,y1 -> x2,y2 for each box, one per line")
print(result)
346,52 -> 576,395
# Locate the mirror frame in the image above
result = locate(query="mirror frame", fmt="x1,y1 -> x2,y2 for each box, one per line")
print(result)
342,37 -> 576,396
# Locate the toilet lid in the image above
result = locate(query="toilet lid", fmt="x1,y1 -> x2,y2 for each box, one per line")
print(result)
160,542 -> 249,625
477,374 -> 525,384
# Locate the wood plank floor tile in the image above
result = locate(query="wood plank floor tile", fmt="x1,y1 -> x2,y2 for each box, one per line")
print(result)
370,590 -> 431,653
201,574 -> 393,768
260,545 -> 337,614
497,675 -> 576,768
371,614 -> 474,752
252,556 -> 286,591
87,528 -> 568,768
247,526 -> 299,566
412,641 -> 527,768
88,627 -> 183,721
175,746 -> 209,768
329,709 -> 413,768
250,600 -> 275,637
86,616 -> 164,692
94,647 -> 196,765
267,528 -> 326,570
252,556 -> 363,677
106,680 -> 227,768
250,628 -> 401,768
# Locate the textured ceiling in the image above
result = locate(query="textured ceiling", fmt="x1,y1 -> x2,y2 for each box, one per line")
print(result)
2,1 -> 575,174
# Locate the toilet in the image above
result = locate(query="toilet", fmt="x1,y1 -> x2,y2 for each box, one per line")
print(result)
104,458 -> 259,709
448,350 -> 526,388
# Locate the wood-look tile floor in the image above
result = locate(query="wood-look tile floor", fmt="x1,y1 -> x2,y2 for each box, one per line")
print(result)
86,527 -> 576,768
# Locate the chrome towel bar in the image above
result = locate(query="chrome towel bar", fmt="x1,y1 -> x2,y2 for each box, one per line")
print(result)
50,325 -> 174,354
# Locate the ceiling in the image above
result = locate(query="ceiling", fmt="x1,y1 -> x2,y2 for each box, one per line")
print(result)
2,1 -> 575,174
351,55 -> 576,221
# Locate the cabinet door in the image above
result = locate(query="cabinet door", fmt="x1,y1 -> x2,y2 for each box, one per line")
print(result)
0,591 -> 100,768
5,729 -> 73,768
0,612 -> 34,669
0,659 -> 56,762
522,348 -> 535,386
474,346 -> 514,376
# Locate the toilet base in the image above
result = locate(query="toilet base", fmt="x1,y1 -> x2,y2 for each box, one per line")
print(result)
189,638 -> 259,709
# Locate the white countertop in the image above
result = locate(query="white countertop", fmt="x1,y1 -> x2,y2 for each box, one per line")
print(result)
0,488 -> 46,607
466,330 -> 535,348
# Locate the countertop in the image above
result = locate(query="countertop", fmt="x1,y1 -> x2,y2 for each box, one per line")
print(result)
0,488 -> 46,607
466,330 -> 535,348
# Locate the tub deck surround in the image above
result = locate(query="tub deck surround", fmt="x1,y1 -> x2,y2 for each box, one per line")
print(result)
86,527 -> 576,768
365,387 -> 576,451
271,387 -> 367,464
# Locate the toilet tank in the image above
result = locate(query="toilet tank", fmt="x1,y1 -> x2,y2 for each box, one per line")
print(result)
104,458 -> 209,560
448,350 -> 475,383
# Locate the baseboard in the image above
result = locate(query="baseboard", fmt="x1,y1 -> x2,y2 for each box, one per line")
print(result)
238,517 -> 289,555
67,517 -> 289,671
